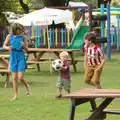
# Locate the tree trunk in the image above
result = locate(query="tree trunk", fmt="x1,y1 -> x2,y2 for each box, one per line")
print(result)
19,0 -> 29,13
42,0 -> 70,6
42,0 -> 70,28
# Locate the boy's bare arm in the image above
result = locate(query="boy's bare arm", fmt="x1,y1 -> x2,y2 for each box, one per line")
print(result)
99,55 -> 106,68
84,53 -> 88,69
96,55 -> 106,71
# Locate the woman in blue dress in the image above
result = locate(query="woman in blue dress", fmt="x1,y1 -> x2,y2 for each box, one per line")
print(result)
3,23 -> 30,101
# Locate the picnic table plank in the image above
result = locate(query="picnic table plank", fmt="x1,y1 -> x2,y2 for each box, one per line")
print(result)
103,109 -> 120,114
28,48 -> 80,52
64,89 -> 120,98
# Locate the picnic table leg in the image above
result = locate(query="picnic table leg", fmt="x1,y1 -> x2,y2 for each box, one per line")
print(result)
69,52 -> 77,73
54,51 -> 60,58
1,59 -> 9,68
33,52 -> 40,71
4,72 -> 10,88
86,98 -> 114,120
69,99 -> 76,120
90,99 -> 97,112
35,51 -> 46,61
69,98 -> 91,120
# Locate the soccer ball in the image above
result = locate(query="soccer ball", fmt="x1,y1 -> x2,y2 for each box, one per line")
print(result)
52,59 -> 63,71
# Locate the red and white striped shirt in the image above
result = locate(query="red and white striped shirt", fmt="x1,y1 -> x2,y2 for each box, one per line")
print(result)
84,45 -> 104,65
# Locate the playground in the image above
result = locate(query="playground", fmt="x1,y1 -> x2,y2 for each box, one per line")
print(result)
1,1 -> 120,120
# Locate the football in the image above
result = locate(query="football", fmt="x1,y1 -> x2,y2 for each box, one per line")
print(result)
52,59 -> 63,71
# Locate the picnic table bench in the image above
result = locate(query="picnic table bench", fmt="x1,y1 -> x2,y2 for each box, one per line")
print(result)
28,48 -> 81,72
0,54 -> 10,88
63,88 -> 120,120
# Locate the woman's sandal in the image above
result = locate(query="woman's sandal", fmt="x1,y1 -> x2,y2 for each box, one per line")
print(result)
10,97 -> 17,101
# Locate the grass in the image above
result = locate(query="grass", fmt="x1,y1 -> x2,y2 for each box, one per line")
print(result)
0,52 -> 120,120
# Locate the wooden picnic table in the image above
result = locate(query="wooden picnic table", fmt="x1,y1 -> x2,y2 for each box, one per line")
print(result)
63,89 -> 120,120
0,54 -> 10,87
28,48 -> 81,72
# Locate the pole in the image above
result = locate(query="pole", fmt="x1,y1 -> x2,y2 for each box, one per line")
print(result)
88,4 -> 92,31
45,17 -> 53,74
100,4 -> 105,50
107,3 -> 111,60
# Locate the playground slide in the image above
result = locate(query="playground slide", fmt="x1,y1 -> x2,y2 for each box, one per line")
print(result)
67,18 -> 89,49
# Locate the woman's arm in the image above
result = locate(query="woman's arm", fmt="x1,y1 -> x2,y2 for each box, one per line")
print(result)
21,35 -> 28,52
3,34 -> 12,51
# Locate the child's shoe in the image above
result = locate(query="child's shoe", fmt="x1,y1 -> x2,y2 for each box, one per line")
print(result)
56,94 -> 62,99
95,84 -> 102,89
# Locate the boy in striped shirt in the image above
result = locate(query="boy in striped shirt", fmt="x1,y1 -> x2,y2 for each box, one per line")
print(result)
84,32 -> 106,89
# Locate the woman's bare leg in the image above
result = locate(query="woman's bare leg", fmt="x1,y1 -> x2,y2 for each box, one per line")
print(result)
18,72 -> 30,95
11,72 -> 18,100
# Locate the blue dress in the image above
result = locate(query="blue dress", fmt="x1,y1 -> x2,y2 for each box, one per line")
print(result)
9,34 -> 26,72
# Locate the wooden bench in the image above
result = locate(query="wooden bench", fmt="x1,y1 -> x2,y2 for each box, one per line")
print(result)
26,60 -> 51,64
0,54 -> 9,59
103,109 -> 120,114
26,58 -> 83,65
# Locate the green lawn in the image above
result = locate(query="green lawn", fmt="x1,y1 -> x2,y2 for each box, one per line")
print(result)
0,52 -> 120,120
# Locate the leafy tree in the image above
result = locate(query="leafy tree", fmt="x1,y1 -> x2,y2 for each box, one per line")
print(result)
0,13 -> 9,28
29,0 -> 70,9
0,0 -> 22,13
111,0 -> 120,7
19,0 -> 29,13
71,0 -> 96,5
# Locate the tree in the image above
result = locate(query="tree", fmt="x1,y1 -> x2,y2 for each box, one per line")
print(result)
97,0 -> 111,8
29,0 -> 70,9
71,0 -> 96,5
19,0 -> 29,13
0,0 -> 15,27
28,0 -> 71,28
111,0 -> 120,7
0,13 -> 9,28
0,0 -> 17,12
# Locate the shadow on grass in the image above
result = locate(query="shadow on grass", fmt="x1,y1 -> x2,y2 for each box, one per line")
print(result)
28,81 -> 50,87
0,81 -> 13,88
0,80 -> 50,88
25,69 -> 84,76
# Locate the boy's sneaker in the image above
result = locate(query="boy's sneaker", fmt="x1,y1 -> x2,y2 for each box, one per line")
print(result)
95,84 -> 102,89
56,94 -> 62,99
